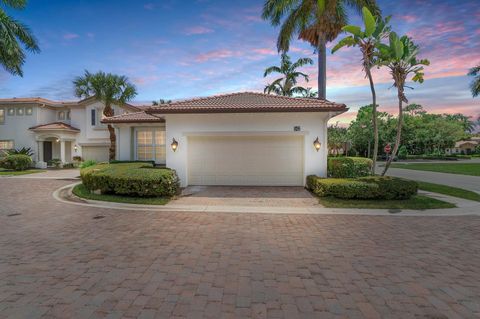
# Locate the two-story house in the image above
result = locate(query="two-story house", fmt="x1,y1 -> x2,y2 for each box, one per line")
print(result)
0,97 -> 139,167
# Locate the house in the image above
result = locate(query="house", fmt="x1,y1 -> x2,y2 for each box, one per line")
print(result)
445,137 -> 480,155
0,97 -> 139,167
103,92 -> 347,187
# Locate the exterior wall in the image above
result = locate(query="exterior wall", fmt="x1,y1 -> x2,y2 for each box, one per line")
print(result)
115,112 -> 331,187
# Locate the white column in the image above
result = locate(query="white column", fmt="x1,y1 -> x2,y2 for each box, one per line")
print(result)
37,141 -> 43,162
60,140 -> 66,163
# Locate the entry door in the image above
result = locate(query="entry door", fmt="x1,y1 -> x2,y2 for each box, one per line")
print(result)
188,135 -> 304,186
43,141 -> 52,162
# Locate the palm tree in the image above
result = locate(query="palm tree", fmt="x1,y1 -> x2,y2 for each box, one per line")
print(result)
262,0 -> 379,99
332,7 -> 390,174
152,99 -> 172,106
73,70 -> 137,161
468,64 -> 480,97
0,0 -> 40,76
302,87 -> 318,98
378,33 -> 429,175
264,53 -> 313,96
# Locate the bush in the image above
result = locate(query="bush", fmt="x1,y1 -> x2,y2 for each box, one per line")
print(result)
109,160 -> 156,165
398,146 -> 408,160
48,158 -> 62,168
327,157 -> 373,178
72,156 -> 82,162
6,147 -> 34,156
0,154 -> 32,171
80,162 -> 180,197
62,163 -> 75,169
306,175 -> 417,200
80,159 -> 97,169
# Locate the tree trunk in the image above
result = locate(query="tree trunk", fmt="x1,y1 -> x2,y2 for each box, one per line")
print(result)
317,34 -> 327,99
382,88 -> 404,176
103,102 -> 116,161
366,67 -> 378,175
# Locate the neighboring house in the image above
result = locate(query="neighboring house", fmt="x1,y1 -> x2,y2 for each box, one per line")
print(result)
445,137 -> 480,155
103,92 -> 347,187
0,97 -> 138,166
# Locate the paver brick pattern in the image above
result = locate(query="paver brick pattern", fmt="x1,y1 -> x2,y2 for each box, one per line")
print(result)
0,179 -> 479,318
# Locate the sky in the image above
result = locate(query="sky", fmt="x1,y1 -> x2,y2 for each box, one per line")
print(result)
1,0 -> 479,125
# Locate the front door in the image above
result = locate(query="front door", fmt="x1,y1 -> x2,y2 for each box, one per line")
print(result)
43,141 -> 52,162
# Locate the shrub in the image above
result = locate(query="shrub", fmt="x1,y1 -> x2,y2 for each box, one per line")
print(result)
397,146 -> 408,160
80,159 -> 97,169
6,147 -> 34,156
72,156 -> 82,162
0,154 -> 32,171
48,158 -> 62,168
80,162 -> 180,197
327,157 -> 373,178
306,175 -> 417,200
109,160 -> 156,165
62,163 -> 75,169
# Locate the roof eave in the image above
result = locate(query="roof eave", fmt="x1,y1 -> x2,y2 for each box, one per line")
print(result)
146,106 -> 347,114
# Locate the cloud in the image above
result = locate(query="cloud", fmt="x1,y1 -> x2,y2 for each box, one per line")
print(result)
195,49 -> 237,62
143,3 -> 154,10
251,48 -> 277,55
63,33 -> 79,40
182,26 -> 214,36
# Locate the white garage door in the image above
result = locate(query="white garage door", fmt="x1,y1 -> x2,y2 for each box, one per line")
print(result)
188,135 -> 304,186
82,146 -> 109,162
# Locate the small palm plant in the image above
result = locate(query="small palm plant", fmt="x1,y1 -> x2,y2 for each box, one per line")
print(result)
468,64 -> 480,98
332,7 -> 391,174
0,0 -> 40,76
378,33 -> 430,175
152,99 -> 172,106
264,53 -> 313,96
74,71 -> 137,160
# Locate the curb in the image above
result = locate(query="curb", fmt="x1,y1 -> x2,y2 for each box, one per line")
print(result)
52,183 -> 480,216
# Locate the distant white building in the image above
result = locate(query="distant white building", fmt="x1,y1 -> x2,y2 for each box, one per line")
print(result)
0,97 -> 139,167
445,137 -> 480,155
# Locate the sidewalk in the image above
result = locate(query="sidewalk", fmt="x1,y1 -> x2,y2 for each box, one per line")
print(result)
7,168 -> 80,180
54,182 -> 480,217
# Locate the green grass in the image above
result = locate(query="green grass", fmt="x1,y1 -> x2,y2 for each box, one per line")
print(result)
0,169 -> 46,176
390,163 -> 480,176
318,195 -> 455,210
72,183 -> 170,205
417,181 -> 480,202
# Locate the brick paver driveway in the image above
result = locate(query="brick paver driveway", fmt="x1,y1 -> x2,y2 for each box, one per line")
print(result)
1,179 -> 479,318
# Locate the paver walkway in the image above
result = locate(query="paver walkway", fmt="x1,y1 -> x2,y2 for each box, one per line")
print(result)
6,168 -> 80,180
1,178 -> 480,318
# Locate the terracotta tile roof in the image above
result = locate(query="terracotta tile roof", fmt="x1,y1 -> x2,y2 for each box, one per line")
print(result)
29,122 -> 80,132
0,96 -> 140,111
101,111 -> 165,124
146,92 -> 347,114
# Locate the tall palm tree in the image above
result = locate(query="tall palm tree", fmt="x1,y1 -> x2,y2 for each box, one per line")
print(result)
332,7 -> 390,174
468,64 -> 480,97
74,70 -> 137,161
0,0 -> 40,76
262,0 -> 379,99
378,33 -> 429,175
264,53 -> 313,96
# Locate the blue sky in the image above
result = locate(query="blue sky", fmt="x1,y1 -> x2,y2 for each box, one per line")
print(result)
1,0 -> 479,124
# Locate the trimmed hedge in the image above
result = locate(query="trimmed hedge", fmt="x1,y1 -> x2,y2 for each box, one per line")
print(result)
0,154 -> 32,171
327,157 -> 373,178
80,162 -> 180,197
306,175 -> 417,200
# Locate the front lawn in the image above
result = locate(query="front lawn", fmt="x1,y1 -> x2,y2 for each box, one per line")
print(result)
318,195 -> 455,210
0,168 -> 46,176
417,181 -> 480,202
390,163 -> 480,176
72,183 -> 170,205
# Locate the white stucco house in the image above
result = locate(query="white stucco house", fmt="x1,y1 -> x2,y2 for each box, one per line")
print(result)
0,97 -> 139,167
103,92 -> 347,187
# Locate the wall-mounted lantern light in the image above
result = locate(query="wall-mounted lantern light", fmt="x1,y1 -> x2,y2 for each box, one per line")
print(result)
74,145 -> 78,152
55,138 -> 60,143
313,137 -> 321,152
171,138 -> 178,152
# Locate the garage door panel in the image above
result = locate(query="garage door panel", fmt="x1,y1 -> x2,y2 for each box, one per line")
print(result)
82,146 -> 109,162
188,135 -> 303,186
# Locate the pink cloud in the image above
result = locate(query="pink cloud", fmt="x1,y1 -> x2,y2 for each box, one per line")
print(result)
183,26 -> 214,36
132,75 -> 159,86
195,49 -> 237,62
252,48 -> 276,55
63,33 -> 79,40
398,15 -> 418,23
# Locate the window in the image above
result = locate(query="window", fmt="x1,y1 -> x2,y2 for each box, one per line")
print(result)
66,110 -> 71,120
0,108 -> 4,124
0,140 -> 14,150
136,129 -> 166,163
58,111 -> 65,120
8,107 -> 15,116
16,107 -> 24,116
25,106 -> 33,115
91,109 -> 96,126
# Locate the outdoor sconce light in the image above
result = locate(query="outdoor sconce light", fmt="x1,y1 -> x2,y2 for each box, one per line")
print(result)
55,138 -> 60,143
74,145 -> 78,152
313,137 -> 321,152
171,138 -> 178,152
